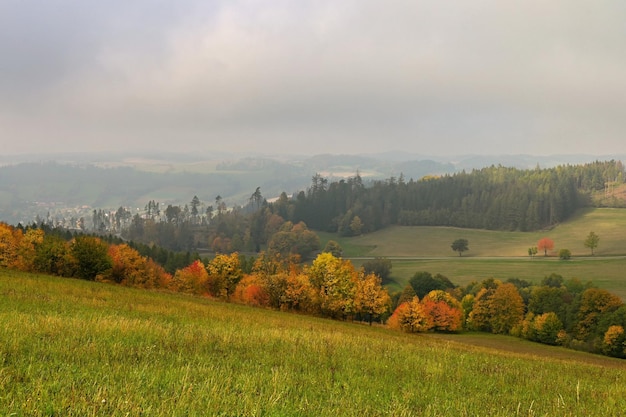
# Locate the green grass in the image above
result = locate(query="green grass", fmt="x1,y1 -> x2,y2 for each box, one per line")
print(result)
319,208 -> 626,296
2,269 -> 626,416
328,208 -> 626,258
374,257 -> 626,297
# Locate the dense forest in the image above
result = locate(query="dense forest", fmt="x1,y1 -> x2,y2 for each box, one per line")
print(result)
283,160 -> 625,235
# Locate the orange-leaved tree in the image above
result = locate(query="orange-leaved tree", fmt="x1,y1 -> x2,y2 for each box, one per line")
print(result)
108,243 -> 170,289
232,274 -> 270,307
537,237 -> 555,256
421,290 -> 463,332
171,259 -> 209,295
387,296 -> 433,333
283,272 -> 318,313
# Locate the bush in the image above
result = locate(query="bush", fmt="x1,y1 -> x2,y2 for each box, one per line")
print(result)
559,249 -> 571,260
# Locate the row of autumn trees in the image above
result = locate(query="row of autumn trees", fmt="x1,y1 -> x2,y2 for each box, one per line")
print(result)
392,271 -> 626,358
0,222 -> 387,323
3,221 -> 626,358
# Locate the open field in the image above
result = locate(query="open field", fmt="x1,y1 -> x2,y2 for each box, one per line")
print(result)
2,269 -> 626,416
326,208 -> 626,258
319,208 -> 626,296
361,257 -> 626,298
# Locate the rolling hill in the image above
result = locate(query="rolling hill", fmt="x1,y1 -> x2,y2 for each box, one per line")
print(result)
2,268 -> 625,416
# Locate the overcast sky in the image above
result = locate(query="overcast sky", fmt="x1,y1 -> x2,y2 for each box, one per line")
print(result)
2,1 -> 625,157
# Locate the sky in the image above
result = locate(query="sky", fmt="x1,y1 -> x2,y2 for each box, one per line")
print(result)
2,0 -> 626,157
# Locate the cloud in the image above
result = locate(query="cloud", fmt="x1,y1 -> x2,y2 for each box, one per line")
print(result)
2,0 -> 626,155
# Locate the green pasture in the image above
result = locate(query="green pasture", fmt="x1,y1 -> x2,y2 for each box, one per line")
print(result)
328,208 -> 626,258
377,257 -> 626,298
320,208 -> 626,297
1,269 -> 626,416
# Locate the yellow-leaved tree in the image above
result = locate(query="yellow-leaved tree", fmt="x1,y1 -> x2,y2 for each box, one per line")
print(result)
354,272 -> 391,325
308,252 -> 357,319
206,253 -> 243,299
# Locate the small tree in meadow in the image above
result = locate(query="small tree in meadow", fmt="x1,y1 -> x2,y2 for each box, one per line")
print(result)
584,231 -> 600,256
451,238 -> 469,256
537,237 -> 554,256
559,248 -> 571,260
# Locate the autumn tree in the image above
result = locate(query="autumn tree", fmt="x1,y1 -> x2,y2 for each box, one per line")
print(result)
282,272 -> 318,313
387,297 -> 433,333
170,260 -> 209,295
233,274 -> 270,307
530,312 -> 564,345
354,272 -> 392,325
584,231 -> 600,256
537,237 -> 554,256
451,238 -> 469,256
206,253 -> 243,299
108,243 -> 147,284
308,252 -> 357,319
602,325 -> 626,358
0,222 -> 21,269
421,290 -> 463,332
575,288 -> 623,341
107,243 -> 170,289
489,283 -> 525,334
468,282 -> 524,334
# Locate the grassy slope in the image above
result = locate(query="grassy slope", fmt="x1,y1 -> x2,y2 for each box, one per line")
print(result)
337,208 -> 626,258
319,208 -> 626,295
1,269 -> 626,416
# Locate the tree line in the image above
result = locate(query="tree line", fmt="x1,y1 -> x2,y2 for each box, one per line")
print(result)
390,271 -> 626,358
83,160 -> 624,254
2,221 -> 625,358
276,160 -> 624,234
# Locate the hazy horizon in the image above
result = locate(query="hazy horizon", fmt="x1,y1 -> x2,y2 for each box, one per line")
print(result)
2,1 -> 625,157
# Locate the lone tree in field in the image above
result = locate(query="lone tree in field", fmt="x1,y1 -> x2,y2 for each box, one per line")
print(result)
584,231 -> 600,256
537,237 -> 554,256
451,239 -> 469,256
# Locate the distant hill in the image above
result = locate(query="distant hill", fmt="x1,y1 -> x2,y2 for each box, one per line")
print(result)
1,151 -> 624,226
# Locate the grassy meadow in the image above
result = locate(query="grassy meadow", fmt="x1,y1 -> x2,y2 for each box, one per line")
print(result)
2,269 -> 626,416
319,208 -> 626,296
331,208 -> 626,258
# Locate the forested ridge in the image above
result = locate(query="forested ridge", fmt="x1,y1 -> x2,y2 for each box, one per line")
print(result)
283,160 -> 625,234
